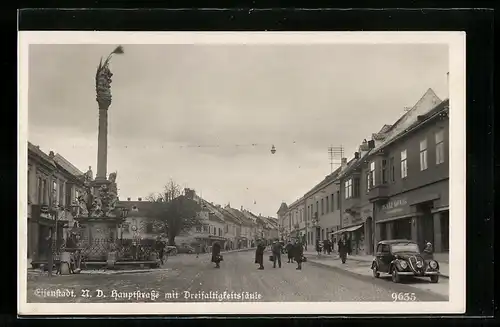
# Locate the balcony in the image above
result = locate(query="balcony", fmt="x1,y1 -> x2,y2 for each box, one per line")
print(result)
368,184 -> 389,202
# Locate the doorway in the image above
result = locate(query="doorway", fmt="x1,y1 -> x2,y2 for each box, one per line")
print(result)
365,217 -> 373,255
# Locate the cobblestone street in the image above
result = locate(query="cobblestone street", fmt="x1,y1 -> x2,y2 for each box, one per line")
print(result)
27,250 -> 448,303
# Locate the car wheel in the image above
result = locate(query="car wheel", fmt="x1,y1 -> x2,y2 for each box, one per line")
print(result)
372,265 -> 380,278
430,275 -> 439,283
391,266 -> 400,283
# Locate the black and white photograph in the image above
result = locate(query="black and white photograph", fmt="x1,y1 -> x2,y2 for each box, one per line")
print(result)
18,32 -> 465,315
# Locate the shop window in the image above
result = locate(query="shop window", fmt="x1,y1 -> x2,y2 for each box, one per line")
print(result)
420,138 -> 428,171
401,150 -> 408,178
435,130 -> 445,165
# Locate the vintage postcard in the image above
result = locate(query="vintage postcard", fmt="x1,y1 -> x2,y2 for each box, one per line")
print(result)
18,31 -> 465,315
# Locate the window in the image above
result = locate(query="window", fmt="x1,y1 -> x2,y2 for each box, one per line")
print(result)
219,228 -> 222,236
203,225 -> 209,232
389,157 -> 395,182
368,162 -> 375,191
420,138 -> 428,171
42,180 -> 47,204
52,180 -> 58,205
212,227 -> 217,235
326,197 -> 329,213
65,183 -> 72,208
435,130 -> 445,164
336,191 -> 340,210
331,194 -> 334,211
382,159 -> 387,184
316,201 -> 319,215
59,181 -> 65,206
345,179 -> 353,199
353,178 -> 360,197
37,177 -> 43,204
401,150 -> 408,178
321,199 -> 324,215
196,226 -> 202,232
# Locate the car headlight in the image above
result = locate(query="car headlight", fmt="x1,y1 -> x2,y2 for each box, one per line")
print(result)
429,261 -> 438,269
416,261 -> 423,268
399,261 -> 408,269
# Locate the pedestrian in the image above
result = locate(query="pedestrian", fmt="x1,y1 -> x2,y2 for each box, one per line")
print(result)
293,238 -> 304,270
327,238 -> 332,255
285,240 -> 294,263
155,236 -> 165,265
211,241 -> 222,268
195,242 -> 200,258
423,241 -> 434,260
323,239 -> 328,254
45,228 -> 53,277
315,239 -> 322,256
271,239 -> 283,268
338,234 -> 348,264
255,239 -> 265,270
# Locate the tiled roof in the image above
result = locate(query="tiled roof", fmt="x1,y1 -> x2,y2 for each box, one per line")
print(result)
225,207 -> 254,226
277,202 -> 288,214
28,142 -> 56,167
53,153 -> 85,177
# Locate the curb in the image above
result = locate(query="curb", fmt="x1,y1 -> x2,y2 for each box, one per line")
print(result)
305,255 -> 449,279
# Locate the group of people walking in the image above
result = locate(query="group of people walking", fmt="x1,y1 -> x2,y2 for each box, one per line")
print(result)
255,238 -> 305,270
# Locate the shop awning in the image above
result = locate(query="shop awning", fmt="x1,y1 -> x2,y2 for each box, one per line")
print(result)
331,224 -> 363,235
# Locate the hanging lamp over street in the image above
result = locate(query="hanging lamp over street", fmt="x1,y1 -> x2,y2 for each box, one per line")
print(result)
271,144 -> 276,154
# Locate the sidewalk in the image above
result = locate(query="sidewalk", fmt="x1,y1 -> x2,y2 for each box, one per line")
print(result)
304,251 -> 449,278
27,247 -> 257,276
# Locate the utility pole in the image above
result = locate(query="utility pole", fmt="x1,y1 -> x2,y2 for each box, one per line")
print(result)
328,145 -> 344,173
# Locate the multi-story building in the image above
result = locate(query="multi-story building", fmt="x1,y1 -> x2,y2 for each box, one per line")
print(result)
337,89 -> 448,255
27,143 -> 87,265
276,202 -> 289,240
303,167 -> 342,250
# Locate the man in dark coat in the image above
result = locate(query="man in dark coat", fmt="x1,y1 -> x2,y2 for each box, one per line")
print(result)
338,234 -> 348,264
255,239 -> 265,270
315,239 -> 322,256
271,239 -> 283,268
293,239 -> 304,270
211,241 -> 222,268
285,240 -> 294,263
155,237 -> 165,265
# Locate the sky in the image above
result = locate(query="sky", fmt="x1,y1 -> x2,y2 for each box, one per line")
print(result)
27,43 -> 449,217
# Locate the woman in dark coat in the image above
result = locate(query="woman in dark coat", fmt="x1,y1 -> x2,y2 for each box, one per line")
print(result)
338,234 -> 348,264
315,239 -> 322,255
293,239 -> 304,270
285,241 -> 294,263
211,241 -> 222,268
255,240 -> 265,270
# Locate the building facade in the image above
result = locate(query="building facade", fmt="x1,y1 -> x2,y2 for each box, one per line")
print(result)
336,91 -> 448,256
373,100 -> 449,254
27,143 -> 86,265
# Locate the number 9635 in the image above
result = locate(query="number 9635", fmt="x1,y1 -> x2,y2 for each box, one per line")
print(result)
391,292 -> 416,301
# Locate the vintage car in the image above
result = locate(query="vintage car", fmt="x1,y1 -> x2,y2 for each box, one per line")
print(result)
371,239 -> 440,283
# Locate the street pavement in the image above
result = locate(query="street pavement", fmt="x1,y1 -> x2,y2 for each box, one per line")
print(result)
26,250 -> 448,303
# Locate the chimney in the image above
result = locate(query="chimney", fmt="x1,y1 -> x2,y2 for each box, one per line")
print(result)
241,206 -> 243,211
138,197 -> 142,201
354,152 -> 360,159
127,197 -> 131,201
49,151 -> 55,158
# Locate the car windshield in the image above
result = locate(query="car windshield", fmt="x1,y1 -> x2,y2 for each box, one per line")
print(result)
391,243 -> 420,253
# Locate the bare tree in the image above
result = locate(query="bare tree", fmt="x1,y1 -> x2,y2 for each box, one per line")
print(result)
147,179 -> 201,246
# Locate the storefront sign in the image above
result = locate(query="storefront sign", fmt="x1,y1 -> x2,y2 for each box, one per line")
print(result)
382,199 -> 407,211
